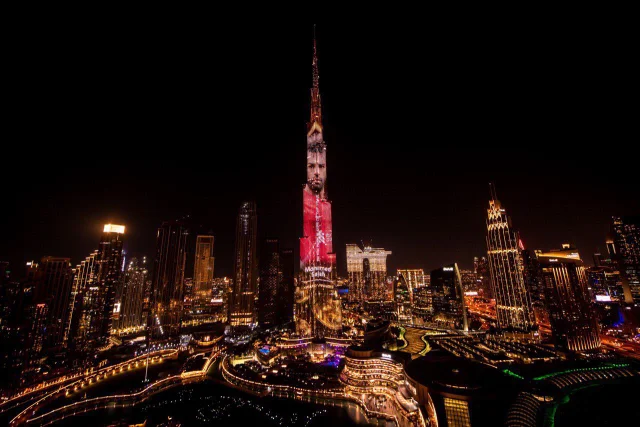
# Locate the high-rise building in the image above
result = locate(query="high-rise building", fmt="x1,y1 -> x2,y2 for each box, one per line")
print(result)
258,239 -> 280,328
33,257 -> 74,350
473,256 -> 491,298
193,236 -> 215,311
521,249 -> 543,304
611,216 -> 640,304
66,251 -> 98,350
229,202 -> 258,328
485,185 -> 535,332
459,269 -> 478,293
347,244 -> 392,303
150,219 -> 189,338
430,264 -> 468,331
397,269 -> 425,293
586,266 -> 624,302
67,224 -> 125,351
393,274 -> 412,323
114,257 -> 148,331
296,33 -> 342,338
278,248 -> 295,325
537,244 -> 601,352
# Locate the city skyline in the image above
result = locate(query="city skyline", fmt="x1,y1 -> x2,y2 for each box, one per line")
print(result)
2,26 -> 637,276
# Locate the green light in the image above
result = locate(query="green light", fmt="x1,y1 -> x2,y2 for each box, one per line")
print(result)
533,363 -> 630,381
502,369 -> 525,380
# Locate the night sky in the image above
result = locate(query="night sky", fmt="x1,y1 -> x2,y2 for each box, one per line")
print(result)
2,25 -> 638,278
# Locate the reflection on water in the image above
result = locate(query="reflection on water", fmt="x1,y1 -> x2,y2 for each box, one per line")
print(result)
55,381 -> 389,426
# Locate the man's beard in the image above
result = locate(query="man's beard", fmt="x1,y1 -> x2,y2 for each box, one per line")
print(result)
309,179 -> 324,193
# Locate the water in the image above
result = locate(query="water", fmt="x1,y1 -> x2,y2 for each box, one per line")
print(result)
55,381 -> 378,426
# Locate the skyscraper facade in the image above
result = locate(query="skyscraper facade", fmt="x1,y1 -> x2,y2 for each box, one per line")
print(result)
278,248 -> 295,325
397,269 -> 425,294
114,257 -> 148,331
193,235 -> 215,311
393,274 -> 412,323
34,257 -> 74,349
347,244 -> 392,303
430,264 -> 468,331
150,219 -> 189,338
486,186 -> 535,332
258,238 -> 280,328
537,244 -> 601,352
611,216 -> 640,304
296,34 -> 342,338
67,224 -> 125,351
229,202 -> 258,328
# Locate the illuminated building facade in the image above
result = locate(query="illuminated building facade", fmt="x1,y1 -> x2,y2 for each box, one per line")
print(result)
430,264 -> 468,331
34,257 -> 74,349
538,244 -> 601,352
486,186 -> 535,332
114,257 -> 148,331
397,269 -> 425,293
258,238 -> 280,328
394,274 -> 412,323
68,224 -> 125,351
412,287 -> 433,319
193,235 -> 215,310
150,219 -> 189,338
229,202 -> 258,327
612,215 -> 640,304
473,256 -> 491,298
586,266 -> 624,302
458,269 -> 477,292
296,34 -> 342,337
347,244 -> 392,302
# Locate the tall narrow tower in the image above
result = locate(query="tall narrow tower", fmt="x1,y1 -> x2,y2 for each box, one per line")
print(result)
486,185 -> 535,332
229,201 -> 258,327
296,27 -> 342,337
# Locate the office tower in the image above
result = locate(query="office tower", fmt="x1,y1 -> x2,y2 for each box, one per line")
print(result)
211,277 -> 231,322
278,248 -> 295,325
413,286 -> 433,319
611,216 -> 640,304
66,224 -> 125,352
521,249 -> 543,303
66,251 -> 98,350
586,266 -> 624,302
150,219 -> 189,338
347,244 -> 393,303
393,274 -> 412,323
296,33 -> 342,338
193,236 -> 215,311
430,264 -> 468,331
229,202 -> 258,328
459,269 -> 478,292
34,257 -> 74,349
485,185 -> 535,332
397,269 -> 425,293
95,224 -> 125,340
537,244 -> 601,352
258,239 -> 280,328
473,256 -> 491,298
114,257 -> 148,331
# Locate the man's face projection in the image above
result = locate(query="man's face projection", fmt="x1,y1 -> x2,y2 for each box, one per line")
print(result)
307,149 -> 326,193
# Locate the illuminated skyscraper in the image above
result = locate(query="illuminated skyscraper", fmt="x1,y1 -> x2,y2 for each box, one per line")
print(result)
586,266 -> 624,302
396,269 -> 425,293
486,185 -> 535,332
34,257 -> 74,349
393,274 -> 412,323
258,238 -> 280,328
193,235 -> 215,310
347,244 -> 392,303
296,31 -> 342,337
114,257 -> 148,331
430,264 -> 468,331
473,256 -> 491,298
229,202 -> 258,327
150,219 -> 189,338
67,225 -> 125,351
537,244 -> 601,352
611,216 -> 640,304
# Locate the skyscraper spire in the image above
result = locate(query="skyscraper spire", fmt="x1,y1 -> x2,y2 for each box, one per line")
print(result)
308,24 -> 322,135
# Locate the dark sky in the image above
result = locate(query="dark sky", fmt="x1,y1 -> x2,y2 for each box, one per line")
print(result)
2,25 -> 638,278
